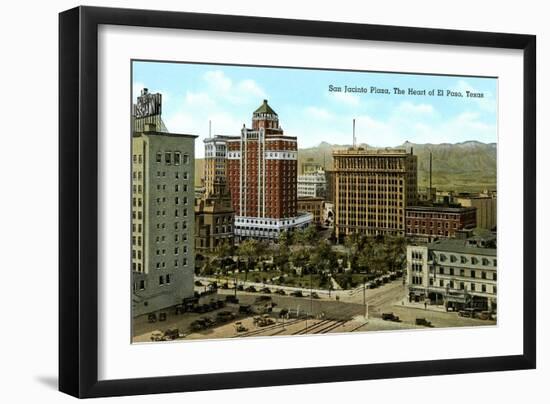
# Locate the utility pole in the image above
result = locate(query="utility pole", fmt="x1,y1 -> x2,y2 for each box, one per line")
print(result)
352,118 -> 356,148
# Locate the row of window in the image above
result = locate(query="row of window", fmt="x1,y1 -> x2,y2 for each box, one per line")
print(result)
155,246 -> 188,256
438,254 -> 496,267
155,220 -> 188,230
156,183 -> 189,192
156,171 -> 189,180
156,208 -> 188,217
156,151 -> 190,165
434,266 -> 497,280
155,258 -> 188,269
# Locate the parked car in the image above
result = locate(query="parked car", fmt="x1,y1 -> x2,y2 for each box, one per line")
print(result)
290,290 -> 303,297
259,287 -> 272,294
415,318 -> 433,327
255,295 -> 272,303
275,289 -> 287,295
216,311 -> 235,323
382,312 -> 400,322
310,292 -> 320,299
245,286 -> 257,293
163,328 -> 179,340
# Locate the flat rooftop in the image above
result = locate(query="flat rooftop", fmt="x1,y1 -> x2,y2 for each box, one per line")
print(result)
427,238 -> 496,256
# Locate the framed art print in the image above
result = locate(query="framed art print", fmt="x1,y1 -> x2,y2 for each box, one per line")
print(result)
59,6 -> 536,398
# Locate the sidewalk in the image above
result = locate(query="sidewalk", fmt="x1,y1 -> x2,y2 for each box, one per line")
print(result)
395,298 -> 449,313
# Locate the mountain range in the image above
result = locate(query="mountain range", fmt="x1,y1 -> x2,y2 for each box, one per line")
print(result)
195,141 -> 497,193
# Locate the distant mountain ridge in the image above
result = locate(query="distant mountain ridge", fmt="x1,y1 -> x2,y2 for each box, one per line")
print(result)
195,141 -> 497,193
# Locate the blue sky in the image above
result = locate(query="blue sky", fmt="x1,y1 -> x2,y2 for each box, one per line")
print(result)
133,61 -> 497,158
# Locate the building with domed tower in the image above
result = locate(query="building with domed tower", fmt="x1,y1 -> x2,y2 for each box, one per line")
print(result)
223,99 -> 312,239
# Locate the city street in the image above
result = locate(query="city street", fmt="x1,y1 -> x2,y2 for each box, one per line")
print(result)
132,277 -> 494,342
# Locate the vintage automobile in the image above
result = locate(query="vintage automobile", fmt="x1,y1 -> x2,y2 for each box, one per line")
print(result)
216,310 -> 235,323
415,318 -> 434,327
150,331 -> 164,342
310,292 -> 320,299
259,287 -> 272,294
382,312 -> 400,322
275,289 -> 287,295
245,285 -> 257,293
290,290 -> 303,298
234,321 -> 248,332
163,328 -> 179,340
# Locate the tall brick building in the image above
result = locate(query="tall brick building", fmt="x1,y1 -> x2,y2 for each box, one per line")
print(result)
225,100 -> 312,239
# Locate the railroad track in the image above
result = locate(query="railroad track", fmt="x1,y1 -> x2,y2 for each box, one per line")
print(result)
292,319 -> 332,335
315,320 -> 347,334
233,318 -> 302,338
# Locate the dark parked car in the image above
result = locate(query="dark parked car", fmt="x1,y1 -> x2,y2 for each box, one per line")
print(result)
310,292 -> 320,299
382,312 -> 400,322
275,289 -> 286,295
245,286 -> 257,292
290,290 -> 303,297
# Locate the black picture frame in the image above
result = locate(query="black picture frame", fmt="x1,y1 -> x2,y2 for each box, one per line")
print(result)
59,5 -> 536,398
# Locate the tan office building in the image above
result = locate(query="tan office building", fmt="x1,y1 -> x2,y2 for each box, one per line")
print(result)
333,147 -> 417,240
455,195 -> 497,230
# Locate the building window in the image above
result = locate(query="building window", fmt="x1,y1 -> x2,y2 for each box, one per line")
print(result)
156,152 -> 162,163
139,280 -> 145,290
166,274 -> 171,284
482,271 -> 487,279
174,152 -> 181,165
159,276 -> 164,285
482,284 -> 487,293
471,283 -> 475,291
493,273 -> 497,281
183,154 -> 189,164
165,152 -> 172,164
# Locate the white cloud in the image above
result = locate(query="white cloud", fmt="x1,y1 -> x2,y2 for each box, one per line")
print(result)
204,70 -> 232,93
202,70 -> 266,104
237,79 -> 266,99
453,80 -> 496,112
184,91 -> 216,108
396,101 -> 434,115
304,106 -> 333,120
328,91 -> 361,106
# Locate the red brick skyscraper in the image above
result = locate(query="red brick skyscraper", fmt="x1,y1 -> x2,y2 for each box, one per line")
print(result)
225,100 -> 312,239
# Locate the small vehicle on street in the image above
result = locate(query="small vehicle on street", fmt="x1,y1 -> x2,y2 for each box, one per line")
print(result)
415,318 -> 434,327
150,331 -> 164,341
239,304 -> 252,314
234,322 -> 248,332
290,290 -> 303,297
225,295 -> 239,304
216,310 -> 235,323
163,328 -> 179,340
382,312 -> 400,322
259,287 -> 272,294
275,289 -> 286,295
253,315 -> 275,327
245,285 -> 257,293
310,292 -> 320,299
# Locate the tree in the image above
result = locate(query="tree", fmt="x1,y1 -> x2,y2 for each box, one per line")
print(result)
302,225 -> 320,245
290,248 -> 311,274
310,241 -> 338,276
237,239 -> 268,283
273,243 -> 290,272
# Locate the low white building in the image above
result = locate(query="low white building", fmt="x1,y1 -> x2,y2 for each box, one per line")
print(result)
406,238 -> 497,312
297,170 -> 326,198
